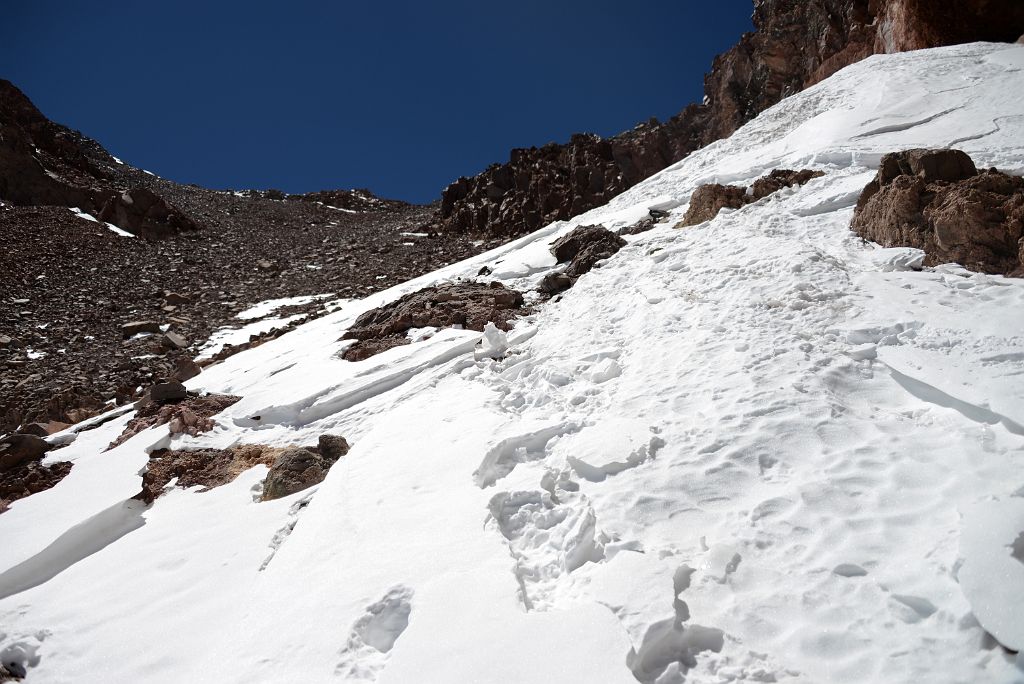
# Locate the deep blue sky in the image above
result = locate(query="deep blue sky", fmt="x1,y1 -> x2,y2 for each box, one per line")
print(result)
1,1 -> 753,203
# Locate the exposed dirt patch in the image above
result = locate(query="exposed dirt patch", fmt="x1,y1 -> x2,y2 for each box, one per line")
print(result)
851,149 -> 1024,275
340,283 -> 529,361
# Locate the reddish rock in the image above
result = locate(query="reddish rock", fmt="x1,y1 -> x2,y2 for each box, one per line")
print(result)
851,149 -> 1024,275
341,283 -> 528,361
680,185 -> 749,227
108,393 -> 241,449
136,444 -> 280,504
680,168 -> 824,226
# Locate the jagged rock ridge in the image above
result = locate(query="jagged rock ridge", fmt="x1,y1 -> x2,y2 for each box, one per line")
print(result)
429,0 -> 1024,239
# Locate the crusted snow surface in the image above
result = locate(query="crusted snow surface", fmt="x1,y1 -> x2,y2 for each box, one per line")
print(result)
1,43 -> 1024,683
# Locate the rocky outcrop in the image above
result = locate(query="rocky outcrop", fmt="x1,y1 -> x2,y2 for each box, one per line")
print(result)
0,80 -> 199,239
109,393 -> 241,449
680,185 -> 750,227
97,187 -> 199,240
851,149 -> 1024,275
429,0 -> 1024,239
679,169 -> 824,226
550,225 -> 627,280
262,435 -> 349,501
137,443 -> 278,504
341,283 -> 529,361
135,433 -> 349,503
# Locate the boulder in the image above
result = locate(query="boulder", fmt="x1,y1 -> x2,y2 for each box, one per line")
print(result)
122,320 -> 161,338
680,169 -> 826,227
19,420 -> 70,437
318,434 -> 351,462
150,381 -> 187,403
341,282 -> 528,361
550,224 -> 627,278
0,433 -> 51,472
851,149 -> 1024,275
171,356 -> 202,382
262,446 -> 334,501
162,292 -> 191,306
163,332 -> 188,349
97,187 -> 199,240
680,184 -> 748,226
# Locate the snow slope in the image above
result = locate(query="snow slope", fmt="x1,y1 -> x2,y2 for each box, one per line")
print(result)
2,42 -> 1024,683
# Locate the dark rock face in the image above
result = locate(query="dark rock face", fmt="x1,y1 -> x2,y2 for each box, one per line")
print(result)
341,283 -> 529,361
851,149 -> 1024,275
429,0 -> 1024,239
550,225 -> 627,279
680,169 -> 824,226
262,436 -> 349,501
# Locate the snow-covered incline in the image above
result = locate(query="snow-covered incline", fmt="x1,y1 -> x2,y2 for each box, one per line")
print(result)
2,42 -> 1024,683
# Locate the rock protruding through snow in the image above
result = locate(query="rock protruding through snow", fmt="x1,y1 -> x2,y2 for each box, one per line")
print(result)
341,282 -> 528,361
679,168 -> 824,226
851,148 -> 1024,275
108,393 -> 241,449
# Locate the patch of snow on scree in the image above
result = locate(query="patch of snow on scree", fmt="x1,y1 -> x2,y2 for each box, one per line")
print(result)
1,42 -> 1023,683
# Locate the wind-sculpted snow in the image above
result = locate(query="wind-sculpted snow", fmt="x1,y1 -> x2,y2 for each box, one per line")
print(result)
1,43 -> 1023,682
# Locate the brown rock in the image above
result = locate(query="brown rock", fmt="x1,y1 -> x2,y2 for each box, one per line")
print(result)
680,184 -> 748,227
340,283 -> 528,362
163,292 -> 191,306
97,187 -> 199,240
1,458 -> 72,514
0,433 -> 51,472
171,356 -> 202,382
550,224 -> 627,278
122,320 -> 162,338
262,443 -> 343,501
851,149 -> 1024,275
19,420 -> 70,437
136,444 -> 279,504
749,169 -> 826,200
680,168 -> 825,227
109,393 -> 241,449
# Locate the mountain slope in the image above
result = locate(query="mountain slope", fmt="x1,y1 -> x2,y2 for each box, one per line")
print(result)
1,42 -> 1024,683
